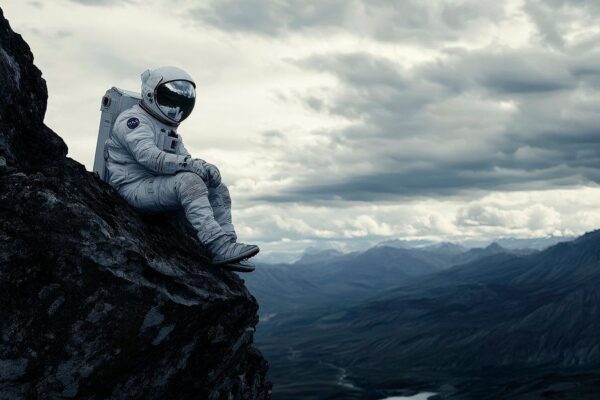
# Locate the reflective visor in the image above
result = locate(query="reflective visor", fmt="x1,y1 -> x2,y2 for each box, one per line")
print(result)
155,80 -> 196,122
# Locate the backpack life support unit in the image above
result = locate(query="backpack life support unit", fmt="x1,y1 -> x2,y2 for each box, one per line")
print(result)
93,87 -> 141,182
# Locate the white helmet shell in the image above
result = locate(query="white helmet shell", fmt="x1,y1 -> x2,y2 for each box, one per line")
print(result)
140,66 -> 196,125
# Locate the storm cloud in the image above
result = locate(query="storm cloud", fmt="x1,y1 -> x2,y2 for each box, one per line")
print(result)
192,0 -> 507,43
184,0 -> 600,203
260,45 -> 600,201
5,0 -> 600,255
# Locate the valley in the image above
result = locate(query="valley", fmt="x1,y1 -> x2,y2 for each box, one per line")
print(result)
247,234 -> 600,399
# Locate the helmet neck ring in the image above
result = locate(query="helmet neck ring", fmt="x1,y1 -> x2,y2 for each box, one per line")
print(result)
139,100 -> 179,127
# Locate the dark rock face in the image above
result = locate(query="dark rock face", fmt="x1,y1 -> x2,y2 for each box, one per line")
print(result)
0,7 -> 270,399
0,9 -> 66,172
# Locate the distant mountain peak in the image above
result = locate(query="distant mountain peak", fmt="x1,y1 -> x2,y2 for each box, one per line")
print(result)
294,248 -> 345,265
485,242 -> 505,251
422,242 -> 467,255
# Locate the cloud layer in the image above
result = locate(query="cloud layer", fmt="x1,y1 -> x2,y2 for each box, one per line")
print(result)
265,46 -> 600,200
4,0 -> 600,255
193,0 -> 506,42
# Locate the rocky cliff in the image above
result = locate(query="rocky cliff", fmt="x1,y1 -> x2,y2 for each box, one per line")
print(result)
0,7 -> 270,399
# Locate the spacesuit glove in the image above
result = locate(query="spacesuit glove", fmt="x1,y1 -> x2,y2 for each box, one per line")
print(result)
205,162 -> 221,188
189,158 -> 209,181
177,156 -> 208,180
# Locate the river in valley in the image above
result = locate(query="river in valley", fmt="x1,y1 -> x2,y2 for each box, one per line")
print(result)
380,393 -> 437,400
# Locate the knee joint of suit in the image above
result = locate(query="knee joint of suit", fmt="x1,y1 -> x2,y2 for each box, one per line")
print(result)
214,183 -> 232,207
176,172 -> 208,201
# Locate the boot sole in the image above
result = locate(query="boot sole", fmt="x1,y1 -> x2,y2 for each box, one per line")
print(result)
212,246 -> 260,266
222,263 -> 256,273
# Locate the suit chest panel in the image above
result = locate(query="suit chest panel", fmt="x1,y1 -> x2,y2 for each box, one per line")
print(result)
155,126 -> 181,154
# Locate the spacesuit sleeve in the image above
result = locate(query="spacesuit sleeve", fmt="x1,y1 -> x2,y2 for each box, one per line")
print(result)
119,117 -> 187,175
178,136 -> 192,158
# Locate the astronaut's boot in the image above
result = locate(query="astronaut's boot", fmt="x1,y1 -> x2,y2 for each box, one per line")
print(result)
207,235 -> 259,266
225,232 -> 238,243
221,259 -> 256,273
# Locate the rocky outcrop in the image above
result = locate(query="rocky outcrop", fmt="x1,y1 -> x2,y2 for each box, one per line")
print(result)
0,7 -> 270,399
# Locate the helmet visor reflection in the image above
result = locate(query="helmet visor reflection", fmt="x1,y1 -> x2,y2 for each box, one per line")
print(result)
155,80 -> 196,122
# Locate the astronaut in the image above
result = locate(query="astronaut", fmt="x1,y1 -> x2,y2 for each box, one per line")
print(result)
105,66 -> 259,271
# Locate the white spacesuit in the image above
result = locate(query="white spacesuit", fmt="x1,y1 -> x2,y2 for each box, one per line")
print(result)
105,66 -> 259,270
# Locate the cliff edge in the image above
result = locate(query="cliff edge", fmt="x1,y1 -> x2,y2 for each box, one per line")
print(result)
0,7 -> 270,399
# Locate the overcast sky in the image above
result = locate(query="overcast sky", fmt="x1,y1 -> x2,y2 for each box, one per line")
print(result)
4,0 -> 600,260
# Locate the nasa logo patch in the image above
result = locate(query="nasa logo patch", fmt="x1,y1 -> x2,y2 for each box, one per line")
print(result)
126,117 -> 140,129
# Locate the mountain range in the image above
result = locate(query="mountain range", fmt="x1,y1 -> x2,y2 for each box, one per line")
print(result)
246,241 -> 533,316
251,232 -> 600,399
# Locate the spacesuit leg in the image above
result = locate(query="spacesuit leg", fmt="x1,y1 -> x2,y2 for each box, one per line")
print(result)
118,176 -> 177,213
118,173 -> 228,246
208,183 -> 237,241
